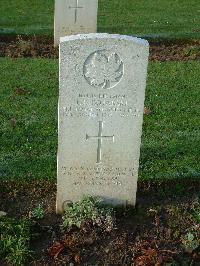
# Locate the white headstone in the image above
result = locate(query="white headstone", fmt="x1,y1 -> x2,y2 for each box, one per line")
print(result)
57,33 -> 149,213
54,0 -> 98,46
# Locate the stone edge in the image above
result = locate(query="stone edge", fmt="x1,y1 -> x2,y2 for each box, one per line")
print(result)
60,33 -> 149,46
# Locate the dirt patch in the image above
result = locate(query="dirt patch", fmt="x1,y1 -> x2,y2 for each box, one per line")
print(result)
0,35 -> 58,59
1,179 -> 199,217
150,40 -> 200,61
0,179 -> 200,265
0,35 -> 200,61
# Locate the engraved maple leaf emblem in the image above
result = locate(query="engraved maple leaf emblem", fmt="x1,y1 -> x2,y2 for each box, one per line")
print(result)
84,50 -> 124,89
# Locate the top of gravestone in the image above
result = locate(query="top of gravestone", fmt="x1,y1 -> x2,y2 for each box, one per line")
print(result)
60,33 -> 149,46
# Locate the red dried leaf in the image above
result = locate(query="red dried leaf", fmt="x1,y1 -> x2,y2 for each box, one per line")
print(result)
145,248 -> 157,256
135,255 -> 152,266
135,248 -> 160,266
74,253 -> 81,264
49,241 -> 65,258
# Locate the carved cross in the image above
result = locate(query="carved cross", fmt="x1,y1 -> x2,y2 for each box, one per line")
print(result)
86,121 -> 114,164
69,0 -> 83,23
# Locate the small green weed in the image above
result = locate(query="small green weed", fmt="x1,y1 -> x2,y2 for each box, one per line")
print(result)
30,203 -> 45,219
192,204 -> 200,224
62,196 -> 115,232
181,201 -> 200,252
182,228 -> 200,252
0,217 -> 32,265
184,46 -> 200,57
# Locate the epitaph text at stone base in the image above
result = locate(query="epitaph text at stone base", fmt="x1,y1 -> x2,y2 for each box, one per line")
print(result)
57,33 -> 149,213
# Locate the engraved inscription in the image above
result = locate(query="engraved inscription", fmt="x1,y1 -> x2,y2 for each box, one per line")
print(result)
61,166 -> 135,186
69,0 -> 83,23
63,93 -> 141,118
86,121 -> 114,163
83,50 -> 124,89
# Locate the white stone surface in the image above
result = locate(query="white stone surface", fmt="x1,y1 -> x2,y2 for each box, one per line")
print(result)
57,33 -> 149,213
54,0 -> 98,46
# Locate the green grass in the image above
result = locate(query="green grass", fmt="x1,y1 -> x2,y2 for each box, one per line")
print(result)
0,217 -> 32,265
0,58 -> 58,180
0,58 -> 199,181
99,0 -> 200,40
0,0 -> 199,39
0,0 -> 54,36
141,61 -> 200,180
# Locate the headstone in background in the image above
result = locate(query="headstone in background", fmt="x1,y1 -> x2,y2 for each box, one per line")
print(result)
57,33 -> 149,213
54,0 -> 98,46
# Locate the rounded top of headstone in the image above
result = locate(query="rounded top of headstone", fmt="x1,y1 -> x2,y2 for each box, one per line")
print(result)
60,33 -> 149,47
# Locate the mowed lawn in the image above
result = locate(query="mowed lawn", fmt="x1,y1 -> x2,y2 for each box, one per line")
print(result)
0,0 -> 200,39
0,58 -> 199,181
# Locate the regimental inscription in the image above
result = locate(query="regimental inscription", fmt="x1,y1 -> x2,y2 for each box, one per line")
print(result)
69,0 -> 83,23
83,50 -> 124,89
86,121 -> 114,163
63,93 -> 141,118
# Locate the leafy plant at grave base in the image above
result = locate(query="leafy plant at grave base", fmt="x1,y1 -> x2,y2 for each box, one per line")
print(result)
30,203 -> 45,219
182,228 -> 200,253
62,196 -> 115,232
0,217 -> 32,266
181,202 -> 200,253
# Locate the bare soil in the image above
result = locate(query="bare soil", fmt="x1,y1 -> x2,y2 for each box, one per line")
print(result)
0,179 -> 200,265
0,35 -> 200,61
